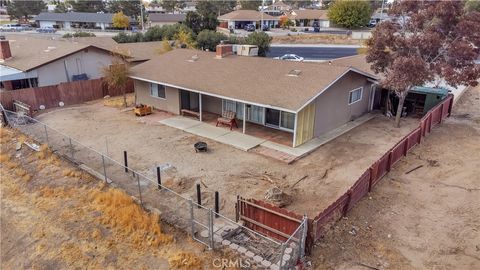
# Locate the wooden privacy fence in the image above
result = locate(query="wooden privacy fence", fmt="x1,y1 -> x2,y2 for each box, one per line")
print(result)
236,197 -> 303,242
0,78 -> 134,111
310,94 -> 454,242
236,94 -> 454,255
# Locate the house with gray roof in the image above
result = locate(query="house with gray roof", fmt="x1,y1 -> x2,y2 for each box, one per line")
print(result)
34,12 -> 130,30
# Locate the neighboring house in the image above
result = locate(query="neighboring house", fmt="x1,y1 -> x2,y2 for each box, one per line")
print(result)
261,0 -> 291,16
149,13 -> 186,27
287,9 -> 330,28
218,10 -> 279,29
129,45 -> 377,148
34,12 -> 130,30
0,36 -> 162,90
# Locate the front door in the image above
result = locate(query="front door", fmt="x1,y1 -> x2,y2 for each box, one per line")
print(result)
180,90 -> 190,110
265,108 -> 280,127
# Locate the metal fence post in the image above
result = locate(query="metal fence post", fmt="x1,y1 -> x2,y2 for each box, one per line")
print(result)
136,174 -> 143,206
157,166 -> 161,190
209,209 -> 214,249
44,125 -> 49,145
69,137 -> 74,159
189,199 -> 195,237
101,155 -> 108,183
279,243 -> 286,270
300,216 -> 308,259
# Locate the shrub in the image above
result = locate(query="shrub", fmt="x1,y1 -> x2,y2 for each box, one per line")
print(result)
196,30 -> 227,51
62,32 -> 96,38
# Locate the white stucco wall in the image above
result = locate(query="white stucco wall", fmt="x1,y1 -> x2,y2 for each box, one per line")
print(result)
35,47 -> 116,87
39,21 -> 56,28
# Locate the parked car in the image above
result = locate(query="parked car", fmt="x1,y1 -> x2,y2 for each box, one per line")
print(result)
368,19 -> 378,28
0,24 -> 23,32
20,24 -> 33,30
261,24 -> 270,31
244,24 -> 256,32
273,54 -> 304,62
36,26 -> 56,33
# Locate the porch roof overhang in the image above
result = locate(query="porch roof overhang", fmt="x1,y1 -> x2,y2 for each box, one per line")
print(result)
130,75 -> 298,114
0,65 -> 37,81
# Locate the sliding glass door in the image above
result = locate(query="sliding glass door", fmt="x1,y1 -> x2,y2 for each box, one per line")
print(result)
265,108 -> 280,127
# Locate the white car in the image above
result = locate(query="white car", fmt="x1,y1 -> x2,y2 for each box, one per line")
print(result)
273,54 -> 304,62
0,24 -> 23,32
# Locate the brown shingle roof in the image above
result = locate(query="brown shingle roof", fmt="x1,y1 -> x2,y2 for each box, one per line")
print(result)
289,9 -> 328,20
327,54 -> 381,79
129,49 -> 373,112
149,13 -> 186,22
218,10 -> 278,21
2,35 -> 92,71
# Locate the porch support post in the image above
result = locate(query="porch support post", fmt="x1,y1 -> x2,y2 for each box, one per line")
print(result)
242,103 -> 246,134
292,112 -> 298,148
199,93 -> 203,122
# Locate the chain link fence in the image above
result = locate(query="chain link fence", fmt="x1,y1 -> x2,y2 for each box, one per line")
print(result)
2,109 -> 307,270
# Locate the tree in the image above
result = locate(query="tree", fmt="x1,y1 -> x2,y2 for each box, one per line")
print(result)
328,0 -> 372,29
112,11 -> 129,29
107,0 -> 141,18
279,15 -> 293,29
102,58 -> 130,108
196,29 -> 227,51
240,0 -> 261,10
465,0 -> 480,12
7,0 -> 46,21
68,0 -> 104,13
366,1 -> 480,127
245,32 -> 272,57
174,28 -> 195,48
195,0 -> 219,30
211,0 -> 236,15
284,0 -> 313,9
185,11 -> 203,34
160,0 -> 185,13
52,0 -> 68,13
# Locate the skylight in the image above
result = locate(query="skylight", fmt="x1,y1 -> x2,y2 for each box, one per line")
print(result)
287,69 -> 302,77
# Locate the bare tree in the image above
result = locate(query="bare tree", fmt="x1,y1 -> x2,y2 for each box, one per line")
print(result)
366,1 -> 480,127
102,56 -> 130,108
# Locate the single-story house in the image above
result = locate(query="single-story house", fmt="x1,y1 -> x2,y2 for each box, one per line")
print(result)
287,9 -> 330,28
261,0 -> 292,16
149,13 -> 186,27
129,45 -> 378,147
328,55 -> 455,116
34,12 -> 130,30
218,10 -> 279,29
0,36 -> 163,90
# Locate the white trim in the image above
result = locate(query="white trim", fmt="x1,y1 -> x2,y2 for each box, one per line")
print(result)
199,93 -> 202,121
242,103 -> 246,134
348,87 -> 363,105
292,112 -> 298,148
130,75 -> 297,114
295,67 -> 378,113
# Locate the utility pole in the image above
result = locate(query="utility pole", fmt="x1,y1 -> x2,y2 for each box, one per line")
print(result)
140,0 -> 145,32
261,0 -> 265,31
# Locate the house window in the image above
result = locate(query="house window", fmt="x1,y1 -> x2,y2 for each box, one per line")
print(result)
349,87 -> 363,104
150,83 -> 166,99
280,111 -> 295,130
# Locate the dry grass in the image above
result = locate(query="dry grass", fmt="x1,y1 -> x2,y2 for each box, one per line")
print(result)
35,144 -> 51,160
90,187 -> 173,247
0,153 -> 10,162
167,251 -> 203,270
103,94 -> 135,108
62,169 -> 83,178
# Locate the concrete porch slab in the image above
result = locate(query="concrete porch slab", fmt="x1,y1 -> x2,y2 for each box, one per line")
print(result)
216,131 -> 267,151
261,113 -> 376,158
159,116 -> 202,130
185,123 -> 230,139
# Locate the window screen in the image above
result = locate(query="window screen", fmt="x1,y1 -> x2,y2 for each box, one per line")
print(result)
150,83 -> 166,99
349,87 -> 363,104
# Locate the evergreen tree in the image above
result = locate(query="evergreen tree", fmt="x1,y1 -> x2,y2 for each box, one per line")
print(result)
7,0 -> 46,21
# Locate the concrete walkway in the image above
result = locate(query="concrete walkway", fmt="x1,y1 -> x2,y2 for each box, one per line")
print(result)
159,114 -> 376,161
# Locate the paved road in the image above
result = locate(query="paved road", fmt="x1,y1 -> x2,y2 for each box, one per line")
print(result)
267,46 -> 358,60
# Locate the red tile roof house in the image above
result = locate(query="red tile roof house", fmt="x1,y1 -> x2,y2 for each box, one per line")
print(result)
129,45 -> 377,148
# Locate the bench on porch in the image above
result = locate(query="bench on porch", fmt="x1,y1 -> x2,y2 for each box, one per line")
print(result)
181,109 -> 200,119
216,110 -> 238,130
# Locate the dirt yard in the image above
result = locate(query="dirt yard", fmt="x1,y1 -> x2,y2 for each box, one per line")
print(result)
0,127 -> 236,270
32,98 -> 419,219
309,85 -> 480,269
271,34 -> 364,45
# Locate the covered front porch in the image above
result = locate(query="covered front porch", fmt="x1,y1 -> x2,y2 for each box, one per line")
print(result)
177,89 -> 295,147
